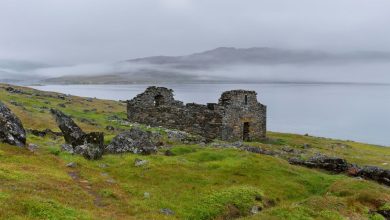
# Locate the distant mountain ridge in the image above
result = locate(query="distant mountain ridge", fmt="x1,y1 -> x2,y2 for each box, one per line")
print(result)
3,47 -> 390,84
127,47 -> 390,69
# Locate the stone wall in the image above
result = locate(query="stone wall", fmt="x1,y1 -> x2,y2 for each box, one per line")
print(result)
127,86 -> 266,141
219,90 -> 266,141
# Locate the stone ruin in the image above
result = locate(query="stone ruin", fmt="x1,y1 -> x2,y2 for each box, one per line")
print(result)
127,86 -> 267,141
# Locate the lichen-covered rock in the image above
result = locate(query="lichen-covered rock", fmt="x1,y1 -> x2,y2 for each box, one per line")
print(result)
106,128 -> 160,155
166,130 -> 205,144
242,145 -> 278,156
51,109 -> 104,160
72,132 -> 104,160
50,109 -> 85,147
289,154 -> 390,186
357,166 -> 390,186
289,154 -> 349,173
134,158 -> 148,167
76,143 -> 104,160
0,101 -> 26,147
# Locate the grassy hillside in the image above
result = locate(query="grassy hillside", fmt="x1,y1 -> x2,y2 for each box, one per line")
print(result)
0,83 -> 389,220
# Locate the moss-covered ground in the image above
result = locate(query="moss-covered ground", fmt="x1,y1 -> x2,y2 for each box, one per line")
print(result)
0,84 -> 389,220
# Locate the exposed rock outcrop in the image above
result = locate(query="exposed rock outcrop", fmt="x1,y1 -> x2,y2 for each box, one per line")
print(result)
28,128 -> 63,138
356,166 -> 390,186
0,101 -> 26,147
289,154 -> 390,186
106,128 -> 161,155
289,154 -> 350,173
50,109 -> 104,160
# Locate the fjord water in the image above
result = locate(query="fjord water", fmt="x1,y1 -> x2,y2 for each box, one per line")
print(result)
31,84 -> 390,146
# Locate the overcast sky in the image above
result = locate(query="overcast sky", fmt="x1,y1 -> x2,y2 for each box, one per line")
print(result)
1,0 -> 390,65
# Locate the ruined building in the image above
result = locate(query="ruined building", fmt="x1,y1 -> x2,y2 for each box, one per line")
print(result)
127,87 -> 266,141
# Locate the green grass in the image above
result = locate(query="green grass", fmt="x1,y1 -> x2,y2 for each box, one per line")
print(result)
0,83 -> 389,219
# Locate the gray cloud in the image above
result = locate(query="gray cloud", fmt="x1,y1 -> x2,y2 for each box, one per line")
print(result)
1,0 -> 390,65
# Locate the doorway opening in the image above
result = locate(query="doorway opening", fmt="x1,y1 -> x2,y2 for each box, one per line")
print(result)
243,122 -> 250,141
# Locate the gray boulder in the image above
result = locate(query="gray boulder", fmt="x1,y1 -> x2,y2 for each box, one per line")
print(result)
73,132 -> 104,160
106,128 -> 160,155
76,143 -> 104,160
50,109 -> 86,147
0,101 -> 26,147
51,109 -> 104,160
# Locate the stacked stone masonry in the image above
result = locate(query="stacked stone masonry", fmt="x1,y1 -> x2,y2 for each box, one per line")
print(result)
127,86 -> 266,141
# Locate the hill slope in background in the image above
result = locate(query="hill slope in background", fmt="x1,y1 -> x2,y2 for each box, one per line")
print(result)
129,47 -> 390,69
7,47 -> 387,84
0,83 -> 389,219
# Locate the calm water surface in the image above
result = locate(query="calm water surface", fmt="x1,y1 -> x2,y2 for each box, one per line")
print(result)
31,84 -> 390,146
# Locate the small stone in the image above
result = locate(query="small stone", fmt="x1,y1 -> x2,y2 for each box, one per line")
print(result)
105,125 -> 115,131
66,162 -> 77,168
106,178 -> 116,184
61,144 -> 74,154
250,206 -> 259,214
27,143 -> 38,152
232,141 -> 243,147
134,158 -> 148,167
99,163 -> 108,168
58,103 -> 66,108
164,150 -> 174,156
144,192 -> 150,199
160,208 -> 175,215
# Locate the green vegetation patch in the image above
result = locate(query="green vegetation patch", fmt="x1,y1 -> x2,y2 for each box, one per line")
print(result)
22,198 -> 89,220
187,186 -> 263,220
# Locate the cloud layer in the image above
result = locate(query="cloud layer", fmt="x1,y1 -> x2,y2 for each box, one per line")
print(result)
1,0 -> 390,65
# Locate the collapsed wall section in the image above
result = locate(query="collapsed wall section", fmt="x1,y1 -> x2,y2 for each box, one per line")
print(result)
127,87 -> 223,140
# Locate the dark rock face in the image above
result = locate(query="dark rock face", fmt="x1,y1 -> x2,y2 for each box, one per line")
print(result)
0,101 -> 26,147
106,128 -> 160,155
28,128 -> 63,138
6,87 -> 24,94
50,109 -> 86,147
50,109 -> 104,160
357,166 -> 390,186
289,154 -> 349,173
377,209 -> 390,219
127,86 -> 266,142
289,154 -> 390,186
